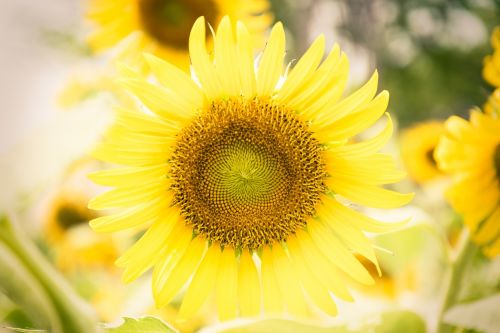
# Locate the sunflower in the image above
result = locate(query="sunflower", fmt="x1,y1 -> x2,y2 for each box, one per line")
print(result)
89,17 -> 412,320
400,121 -> 445,184
435,110 -> 500,257
483,26 -> 500,87
484,87 -> 500,118
86,0 -> 273,70
43,160 -> 119,272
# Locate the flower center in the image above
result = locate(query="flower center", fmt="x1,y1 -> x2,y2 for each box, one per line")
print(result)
426,148 -> 436,166
56,204 -> 96,230
170,98 -> 326,250
138,0 -> 217,50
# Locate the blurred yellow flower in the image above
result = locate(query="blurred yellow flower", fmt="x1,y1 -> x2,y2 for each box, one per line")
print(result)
400,121 -> 445,184
89,17 -> 411,320
43,160 -> 119,272
483,26 -> 500,87
484,87 -> 500,118
435,110 -> 500,257
57,72 -> 135,108
86,0 -> 273,70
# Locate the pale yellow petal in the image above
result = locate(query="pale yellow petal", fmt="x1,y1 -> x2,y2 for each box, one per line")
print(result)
89,197 -> 170,232
308,221 -> 374,285
118,78 -> 194,122
276,35 -> 325,103
320,196 -> 407,233
216,247 -> 238,320
256,22 -> 285,96
329,179 -> 414,208
238,250 -> 261,317
236,22 -> 257,97
326,153 -> 406,185
271,244 -> 309,317
153,237 -> 206,307
314,71 -> 379,124
114,106 -> 181,134
116,214 -> 178,283
178,245 -> 221,321
296,48 -> 348,116
316,202 -> 379,273
143,53 -> 205,108
88,164 -> 167,187
327,114 -> 393,158
314,91 -> 388,142
261,246 -> 284,313
88,180 -> 170,210
291,232 -> 353,301
288,242 -> 338,316
189,17 -> 221,99
214,16 -> 241,96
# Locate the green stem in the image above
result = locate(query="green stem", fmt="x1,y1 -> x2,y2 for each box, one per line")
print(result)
0,215 -> 100,333
437,229 -> 478,333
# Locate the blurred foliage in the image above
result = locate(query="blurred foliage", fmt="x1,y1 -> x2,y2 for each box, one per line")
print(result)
271,0 -> 500,127
212,311 -> 426,333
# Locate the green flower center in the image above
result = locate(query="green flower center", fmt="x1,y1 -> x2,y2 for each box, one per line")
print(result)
138,0 -> 218,50
170,98 -> 326,250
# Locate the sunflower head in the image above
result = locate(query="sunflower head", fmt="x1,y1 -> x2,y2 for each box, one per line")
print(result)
400,120 -> 445,184
435,110 -> 500,257
86,0 -> 273,70
89,16 -> 412,320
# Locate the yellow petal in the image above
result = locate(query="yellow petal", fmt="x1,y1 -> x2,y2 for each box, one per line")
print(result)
271,244 -> 309,317
178,245 -> 221,321
88,164 -> 167,187
143,53 -> 205,108
116,215 -> 178,283
89,197 -> 170,232
216,247 -> 238,320
288,241 -> 338,316
236,22 -> 257,97
327,114 -> 393,158
189,17 -> 221,99
277,35 -> 325,103
314,91 -> 388,142
296,49 -> 348,116
114,106 -> 181,134
261,246 -> 284,314
118,78 -> 193,122
308,221 -> 374,285
330,179 -> 414,208
320,196 -> 407,233
153,237 -> 206,308
292,232 -> 353,301
316,202 -> 379,274
214,16 -> 241,96
256,22 -> 285,96
326,153 -> 406,185
88,180 -> 170,210
238,250 -> 261,317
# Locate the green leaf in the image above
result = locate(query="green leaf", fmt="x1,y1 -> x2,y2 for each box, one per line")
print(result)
104,317 -> 179,333
443,293 -> 500,333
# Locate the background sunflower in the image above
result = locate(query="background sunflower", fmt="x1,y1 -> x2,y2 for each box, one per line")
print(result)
86,0 -> 273,70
